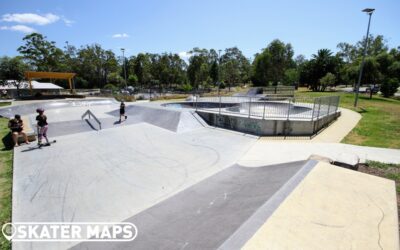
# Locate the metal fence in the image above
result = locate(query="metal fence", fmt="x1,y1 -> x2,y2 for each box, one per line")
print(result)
194,95 -> 340,121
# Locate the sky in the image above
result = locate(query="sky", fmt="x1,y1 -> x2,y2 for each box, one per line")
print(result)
0,0 -> 399,60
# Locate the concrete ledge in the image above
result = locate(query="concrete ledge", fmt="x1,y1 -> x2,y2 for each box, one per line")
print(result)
241,162 -> 399,250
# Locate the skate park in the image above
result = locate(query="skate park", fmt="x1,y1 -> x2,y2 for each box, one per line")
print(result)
0,97 -> 399,250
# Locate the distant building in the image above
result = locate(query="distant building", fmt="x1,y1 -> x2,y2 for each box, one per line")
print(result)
0,80 -> 63,98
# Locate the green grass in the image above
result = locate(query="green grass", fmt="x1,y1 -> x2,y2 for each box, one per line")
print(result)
0,116 -> 13,250
295,89 -> 400,149
366,160 -> 400,170
0,103 -> 11,108
366,160 -> 400,193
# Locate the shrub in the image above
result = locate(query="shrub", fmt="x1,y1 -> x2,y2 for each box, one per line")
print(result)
181,84 -> 193,92
380,78 -> 399,97
114,95 -> 135,102
104,83 -> 117,91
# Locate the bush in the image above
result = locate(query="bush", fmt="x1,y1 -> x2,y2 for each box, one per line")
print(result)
104,83 -> 117,91
181,84 -> 193,92
380,78 -> 399,97
114,95 -> 135,102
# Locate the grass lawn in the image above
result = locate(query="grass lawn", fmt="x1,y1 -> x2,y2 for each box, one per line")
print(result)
295,89 -> 400,149
0,117 -> 13,250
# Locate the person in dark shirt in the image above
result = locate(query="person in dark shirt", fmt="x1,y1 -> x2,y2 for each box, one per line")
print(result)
119,101 -> 127,123
36,108 -> 50,146
8,114 -> 29,147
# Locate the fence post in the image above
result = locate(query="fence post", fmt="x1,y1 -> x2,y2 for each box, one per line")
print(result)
248,97 -> 252,118
311,97 -> 317,120
286,98 -> 291,120
335,96 -> 340,113
219,95 -> 222,115
316,97 -> 321,119
327,96 -> 332,115
195,92 -> 198,111
262,100 -> 266,119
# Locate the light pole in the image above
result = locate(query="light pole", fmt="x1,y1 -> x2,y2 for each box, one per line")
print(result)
121,48 -> 128,89
354,8 -> 375,107
218,49 -> 222,95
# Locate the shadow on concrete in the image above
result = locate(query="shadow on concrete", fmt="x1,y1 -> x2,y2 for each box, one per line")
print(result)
84,119 -> 98,131
20,146 -> 43,152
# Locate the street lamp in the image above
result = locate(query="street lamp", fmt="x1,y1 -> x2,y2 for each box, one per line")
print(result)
354,8 -> 375,107
218,49 -> 222,95
121,48 -> 128,89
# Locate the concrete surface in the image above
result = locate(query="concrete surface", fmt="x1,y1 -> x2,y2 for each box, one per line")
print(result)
5,99 -> 399,250
72,161 -> 309,250
312,108 -> 361,142
239,141 -> 400,167
12,122 -> 255,250
241,161 -> 399,250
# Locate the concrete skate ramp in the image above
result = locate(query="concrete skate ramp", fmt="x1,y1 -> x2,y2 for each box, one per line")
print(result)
72,160 -> 313,250
107,105 -> 204,133
0,99 -> 116,118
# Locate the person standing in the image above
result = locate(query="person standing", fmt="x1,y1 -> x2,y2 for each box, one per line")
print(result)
8,114 -> 29,147
119,101 -> 127,123
36,108 -> 50,146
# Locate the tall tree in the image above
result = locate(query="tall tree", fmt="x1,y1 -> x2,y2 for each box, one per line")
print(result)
220,47 -> 250,87
17,33 -> 64,72
251,40 -> 294,86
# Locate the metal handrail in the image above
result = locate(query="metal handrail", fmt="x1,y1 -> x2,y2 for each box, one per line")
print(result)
82,109 -> 102,130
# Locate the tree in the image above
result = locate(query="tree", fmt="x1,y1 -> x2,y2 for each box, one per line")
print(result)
0,57 -> 30,97
283,68 -> 299,85
133,53 -> 152,88
209,61 -> 219,84
252,40 -> 294,86
187,49 -> 209,89
17,33 -> 64,71
300,49 -> 340,91
75,44 -> 117,88
319,73 -> 336,91
380,78 -> 399,97
220,47 -> 250,87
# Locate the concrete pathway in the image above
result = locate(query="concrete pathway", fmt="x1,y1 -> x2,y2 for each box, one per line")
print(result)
239,141 -> 400,166
311,108 -> 361,142
257,107 -> 362,143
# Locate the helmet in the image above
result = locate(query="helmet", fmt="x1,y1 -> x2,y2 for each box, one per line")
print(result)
36,108 -> 44,113
15,114 -> 21,119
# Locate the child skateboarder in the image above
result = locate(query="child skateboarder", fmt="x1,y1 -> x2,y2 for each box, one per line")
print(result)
36,108 -> 50,146
8,114 -> 30,147
119,101 -> 127,123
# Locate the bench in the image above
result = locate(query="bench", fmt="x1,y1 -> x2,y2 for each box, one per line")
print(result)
16,116 -> 36,143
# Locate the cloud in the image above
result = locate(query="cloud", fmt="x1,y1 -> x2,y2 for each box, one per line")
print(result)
0,25 -> 36,33
112,33 -> 129,38
178,51 -> 192,60
61,16 -> 74,27
1,13 -> 60,25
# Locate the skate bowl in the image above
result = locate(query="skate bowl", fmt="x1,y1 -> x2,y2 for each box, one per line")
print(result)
162,96 -> 341,136
0,99 -> 207,138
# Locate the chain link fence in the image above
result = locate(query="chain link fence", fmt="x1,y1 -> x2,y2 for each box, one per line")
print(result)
194,95 -> 340,121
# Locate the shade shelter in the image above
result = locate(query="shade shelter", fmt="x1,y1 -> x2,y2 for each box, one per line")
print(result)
24,71 -> 76,93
